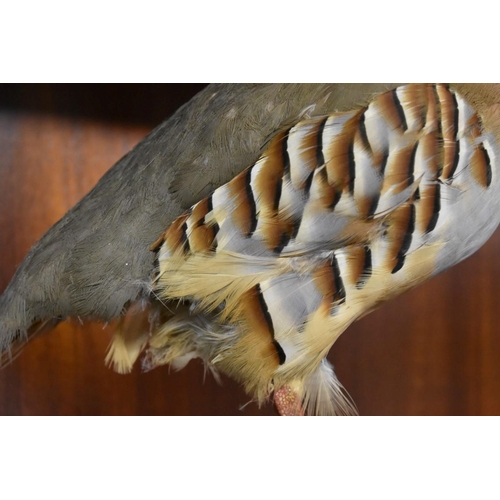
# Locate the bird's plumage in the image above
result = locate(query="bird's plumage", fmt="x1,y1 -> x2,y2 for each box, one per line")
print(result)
109,84 -> 500,415
0,84 -> 398,351
2,83 -> 500,415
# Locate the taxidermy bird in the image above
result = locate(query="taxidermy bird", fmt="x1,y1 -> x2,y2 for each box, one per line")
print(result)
1,83 -> 499,416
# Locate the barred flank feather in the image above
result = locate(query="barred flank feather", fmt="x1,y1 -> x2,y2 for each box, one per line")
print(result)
123,85 -> 500,415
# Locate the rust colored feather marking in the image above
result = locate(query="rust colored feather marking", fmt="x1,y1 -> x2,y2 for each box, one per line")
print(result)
289,121 -> 324,191
187,198 -> 217,252
163,214 -> 190,255
356,245 -> 372,289
376,89 -> 408,132
407,142 -> 418,186
190,223 -> 216,252
311,253 -> 348,317
433,85 -> 443,137
382,143 -> 417,195
416,182 -> 441,235
424,85 -> 438,132
189,199 -> 208,227
273,231 -> 291,254
345,246 -> 366,287
241,287 -> 276,337
223,302 -> 281,393
329,191 -> 342,212
420,130 -> 439,177
149,231 -> 167,252
398,84 -> 429,132
313,259 -> 342,316
237,285 -> 284,366
292,118 -> 329,195
391,88 -> 408,132
388,203 -> 416,274
324,113 -> 360,194
437,85 -> 460,180
431,85 -> 445,178
255,132 -> 286,212
471,143 -> 492,188
467,113 -> 482,141
315,167 -> 342,211
358,111 -> 372,154
313,262 -> 334,302
252,133 -> 288,249
226,168 -> 257,237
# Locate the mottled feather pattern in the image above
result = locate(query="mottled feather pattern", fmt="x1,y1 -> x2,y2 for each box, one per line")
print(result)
139,84 -> 499,415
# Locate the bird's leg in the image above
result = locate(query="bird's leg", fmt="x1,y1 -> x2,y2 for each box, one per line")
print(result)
274,385 -> 304,416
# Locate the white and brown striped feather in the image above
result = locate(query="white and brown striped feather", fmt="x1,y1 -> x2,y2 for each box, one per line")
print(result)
112,84 -> 500,416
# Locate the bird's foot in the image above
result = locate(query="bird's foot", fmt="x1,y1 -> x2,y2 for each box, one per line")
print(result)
274,385 -> 304,416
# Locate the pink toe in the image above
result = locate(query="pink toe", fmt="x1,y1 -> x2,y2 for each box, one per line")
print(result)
274,385 -> 304,416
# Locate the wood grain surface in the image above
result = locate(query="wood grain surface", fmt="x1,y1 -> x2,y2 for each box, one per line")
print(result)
1,84 -> 499,416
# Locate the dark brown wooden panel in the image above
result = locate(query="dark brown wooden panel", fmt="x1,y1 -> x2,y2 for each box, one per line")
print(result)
1,84 -> 499,415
